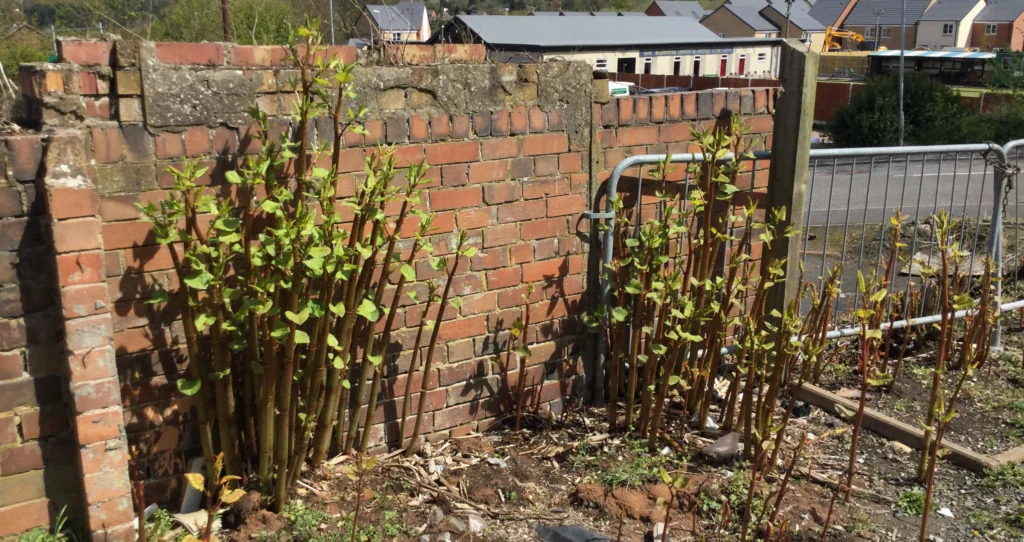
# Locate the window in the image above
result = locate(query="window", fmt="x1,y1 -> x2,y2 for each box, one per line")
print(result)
986,23 -> 998,35
718,32 -> 726,38
941,23 -> 955,36
864,26 -> 875,38
693,55 -> 701,75
672,56 -> 681,76
881,27 -> 892,38
595,59 -> 608,71
643,57 -> 653,74
757,52 -> 767,62
719,54 -> 728,76
738,54 -> 746,75
390,32 -> 402,41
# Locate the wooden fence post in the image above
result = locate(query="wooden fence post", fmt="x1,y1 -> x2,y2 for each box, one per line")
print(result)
765,39 -> 818,320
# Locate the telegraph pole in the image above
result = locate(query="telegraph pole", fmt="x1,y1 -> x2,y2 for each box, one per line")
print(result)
873,9 -> 884,51
899,0 -> 906,145
329,0 -> 336,45
221,0 -> 232,42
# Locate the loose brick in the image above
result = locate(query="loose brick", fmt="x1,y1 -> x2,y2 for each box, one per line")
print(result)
455,207 -> 496,230
155,42 -> 225,66
522,256 -> 574,283
121,124 -> 154,162
616,125 -> 658,147
521,217 -> 567,241
468,161 -> 508,183
0,352 -> 22,381
18,406 -> 69,440
650,95 -> 666,122
745,115 -> 773,134
385,115 -> 409,144
481,139 -> 518,160
183,126 -> 211,157
65,315 -> 113,352
0,187 -> 23,218
76,407 -> 123,446
115,70 -> 142,95
559,153 -> 582,173
661,122 -> 695,143
212,126 -> 238,155
451,115 -> 471,139
497,200 -> 545,223
617,97 -> 634,124
528,106 -> 547,133
72,378 -> 121,414
522,178 -> 569,199
0,441 -> 43,474
510,105 -> 528,135
487,267 -> 521,289
56,251 -> 105,286
155,133 -> 184,159
52,218 -> 103,253
91,126 -> 122,164
424,141 -> 479,166
483,181 -> 521,205
6,136 -> 43,181
79,439 -> 128,475
482,223 -> 518,248
510,157 -> 533,178
521,133 -> 568,157
410,114 -> 430,143
62,283 -> 109,318
0,414 -> 16,445
83,471 -> 131,503
87,495 -> 134,533
59,39 -> 113,65
430,114 -> 451,141
683,93 -> 697,119
473,114 -> 491,137
429,187 -> 482,212
0,498 -> 51,538
102,220 -> 154,249
491,110 -> 510,136
440,165 -> 468,187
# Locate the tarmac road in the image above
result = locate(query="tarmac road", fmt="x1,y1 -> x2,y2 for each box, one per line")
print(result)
803,153 -> 1021,226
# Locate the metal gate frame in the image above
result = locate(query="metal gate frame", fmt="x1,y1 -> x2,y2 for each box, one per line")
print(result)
584,141 -> 1024,393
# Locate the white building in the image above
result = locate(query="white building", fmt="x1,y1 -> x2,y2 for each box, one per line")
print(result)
435,15 -> 781,78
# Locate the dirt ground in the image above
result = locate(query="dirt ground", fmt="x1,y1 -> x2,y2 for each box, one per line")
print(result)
212,356 -> 1024,542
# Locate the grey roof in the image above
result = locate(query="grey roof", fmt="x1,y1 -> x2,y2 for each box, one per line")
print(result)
760,4 -> 827,30
721,4 -> 782,31
920,0 -> 984,21
650,0 -> 712,19
531,10 -> 643,16
845,0 -> 932,25
808,0 -> 855,26
452,14 -> 724,48
365,2 -> 426,32
975,0 -> 1024,22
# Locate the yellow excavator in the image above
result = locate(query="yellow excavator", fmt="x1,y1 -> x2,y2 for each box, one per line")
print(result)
823,27 -> 865,52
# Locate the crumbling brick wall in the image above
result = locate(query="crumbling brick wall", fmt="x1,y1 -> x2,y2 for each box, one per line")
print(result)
3,36 -> 780,539
0,133 -> 86,539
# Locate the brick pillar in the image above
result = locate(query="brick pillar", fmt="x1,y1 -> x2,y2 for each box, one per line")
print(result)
42,131 -> 135,542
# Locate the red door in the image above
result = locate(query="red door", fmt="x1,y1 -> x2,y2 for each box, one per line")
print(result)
719,56 -> 728,76
738,57 -> 746,75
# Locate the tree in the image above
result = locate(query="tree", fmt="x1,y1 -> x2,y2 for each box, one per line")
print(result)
825,74 -> 970,147
153,0 -> 296,44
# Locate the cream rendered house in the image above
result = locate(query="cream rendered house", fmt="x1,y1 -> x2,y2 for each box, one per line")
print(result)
916,0 -> 987,50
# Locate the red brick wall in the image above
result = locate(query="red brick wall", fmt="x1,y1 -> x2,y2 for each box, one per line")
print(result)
4,37 -> 780,536
0,133 -> 85,539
